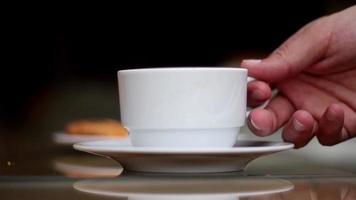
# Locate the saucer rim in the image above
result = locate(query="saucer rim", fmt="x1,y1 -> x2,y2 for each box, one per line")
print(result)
73,179 -> 294,198
73,140 -> 294,155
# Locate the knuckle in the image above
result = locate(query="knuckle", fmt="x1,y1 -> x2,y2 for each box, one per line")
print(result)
273,45 -> 290,64
272,44 -> 297,77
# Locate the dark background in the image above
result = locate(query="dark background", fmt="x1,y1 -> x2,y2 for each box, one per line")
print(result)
1,1 -> 355,133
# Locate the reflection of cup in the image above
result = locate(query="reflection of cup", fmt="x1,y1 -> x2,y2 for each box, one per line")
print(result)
74,175 -> 293,200
118,68 -> 247,147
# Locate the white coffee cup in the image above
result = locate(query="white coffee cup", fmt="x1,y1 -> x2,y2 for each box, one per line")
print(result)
118,67 -> 247,148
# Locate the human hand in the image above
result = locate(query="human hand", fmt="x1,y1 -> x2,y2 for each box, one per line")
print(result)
241,6 -> 356,148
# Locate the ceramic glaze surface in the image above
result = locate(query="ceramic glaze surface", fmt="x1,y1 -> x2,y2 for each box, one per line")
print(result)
73,140 -> 294,173
118,68 -> 247,147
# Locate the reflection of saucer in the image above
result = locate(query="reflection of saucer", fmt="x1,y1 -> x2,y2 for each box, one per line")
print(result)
74,140 -> 293,173
53,131 -> 129,145
73,176 -> 294,199
53,155 -> 123,177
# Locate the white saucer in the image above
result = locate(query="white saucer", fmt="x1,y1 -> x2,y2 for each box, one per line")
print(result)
53,131 -> 127,145
73,176 -> 294,199
73,140 -> 293,173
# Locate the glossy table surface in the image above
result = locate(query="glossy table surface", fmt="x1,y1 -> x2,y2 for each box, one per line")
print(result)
2,81 -> 356,200
2,126 -> 356,200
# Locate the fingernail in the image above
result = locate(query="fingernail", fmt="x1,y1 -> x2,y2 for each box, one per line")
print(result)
250,118 -> 262,131
293,119 -> 305,132
242,59 -> 262,66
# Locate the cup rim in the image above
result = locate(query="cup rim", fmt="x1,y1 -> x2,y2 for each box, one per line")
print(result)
118,67 -> 247,74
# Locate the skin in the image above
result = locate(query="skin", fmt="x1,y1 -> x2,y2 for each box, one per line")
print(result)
241,6 -> 356,148
246,180 -> 356,200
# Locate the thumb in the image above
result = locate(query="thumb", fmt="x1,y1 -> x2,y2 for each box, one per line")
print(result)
241,17 -> 332,82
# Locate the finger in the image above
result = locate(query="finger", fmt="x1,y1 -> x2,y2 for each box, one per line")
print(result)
298,74 -> 356,110
278,76 -> 356,135
313,181 -> 346,200
248,95 -> 294,136
241,17 -> 332,82
277,77 -> 338,119
316,104 -> 345,146
247,80 -> 272,107
324,68 -> 356,91
282,110 -> 316,148
344,188 -> 356,200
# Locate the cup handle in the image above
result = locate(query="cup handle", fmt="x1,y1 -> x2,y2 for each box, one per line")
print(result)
246,76 -> 254,117
246,76 -> 277,118
247,76 -> 255,83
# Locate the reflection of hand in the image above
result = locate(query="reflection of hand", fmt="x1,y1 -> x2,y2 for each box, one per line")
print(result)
241,6 -> 356,148
246,180 -> 356,200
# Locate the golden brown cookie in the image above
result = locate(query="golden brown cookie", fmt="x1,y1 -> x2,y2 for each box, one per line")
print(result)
65,119 -> 127,137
